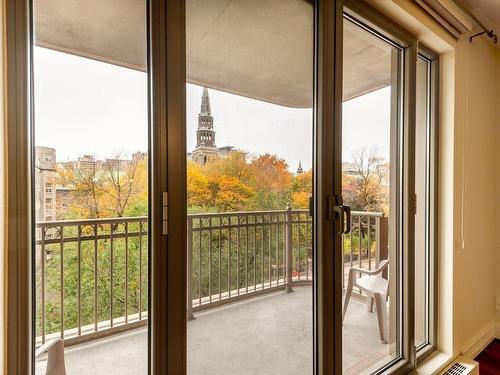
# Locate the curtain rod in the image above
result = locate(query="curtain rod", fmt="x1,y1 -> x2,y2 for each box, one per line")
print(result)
452,0 -> 497,44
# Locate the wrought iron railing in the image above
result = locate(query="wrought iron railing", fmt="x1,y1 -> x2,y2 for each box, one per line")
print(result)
187,207 -> 312,318
35,208 -> 387,346
35,217 -> 149,346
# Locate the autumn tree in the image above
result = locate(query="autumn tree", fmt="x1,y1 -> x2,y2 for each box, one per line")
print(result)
57,154 -> 148,219
187,152 -> 313,212
100,157 -> 148,217
291,170 -> 312,208
247,153 -> 292,209
209,174 -> 253,211
187,160 -> 211,209
57,161 -> 103,218
188,156 -> 254,212
205,151 -> 250,182
343,146 -> 388,214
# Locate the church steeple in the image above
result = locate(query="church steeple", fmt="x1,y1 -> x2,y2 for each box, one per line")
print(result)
192,87 -> 220,165
200,87 -> 212,116
196,87 -> 216,148
296,160 -> 303,174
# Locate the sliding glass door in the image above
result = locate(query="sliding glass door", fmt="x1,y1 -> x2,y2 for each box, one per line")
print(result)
341,13 -> 403,373
338,2 -> 419,373
31,1 -> 150,374
185,1 -> 315,374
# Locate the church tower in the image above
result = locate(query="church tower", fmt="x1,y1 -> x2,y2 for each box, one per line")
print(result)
192,87 -> 220,164
296,160 -> 304,174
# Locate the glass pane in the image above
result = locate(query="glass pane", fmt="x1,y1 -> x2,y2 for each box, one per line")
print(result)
415,56 -> 431,349
186,1 -> 314,374
32,2 -> 149,374
342,16 -> 402,373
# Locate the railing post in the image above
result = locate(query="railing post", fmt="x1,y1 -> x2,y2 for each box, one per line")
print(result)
375,216 -> 389,279
187,217 -> 194,320
375,216 -> 381,267
285,203 -> 293,293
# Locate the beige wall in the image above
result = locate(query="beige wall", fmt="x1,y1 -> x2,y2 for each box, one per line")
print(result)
452,36 -> 498,354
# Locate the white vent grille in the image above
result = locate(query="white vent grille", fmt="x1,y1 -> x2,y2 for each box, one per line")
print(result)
438,356 -> 479,375
444,363 -> 467,375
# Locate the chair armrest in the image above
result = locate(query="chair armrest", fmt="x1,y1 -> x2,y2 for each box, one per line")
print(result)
349,259 -> 389,276
349,267 -> 382,276
35,338 -> 63,359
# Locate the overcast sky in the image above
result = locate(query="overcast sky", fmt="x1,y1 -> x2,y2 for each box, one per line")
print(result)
34,47 -> 390,171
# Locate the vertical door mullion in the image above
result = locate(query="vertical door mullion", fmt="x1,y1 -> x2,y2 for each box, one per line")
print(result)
150,0 -> 168,373
165,0 -> 187,372
314,0 -> 343,373
169,0 -> 188,373
5,0 -> 32,373
150,0 -> 187,373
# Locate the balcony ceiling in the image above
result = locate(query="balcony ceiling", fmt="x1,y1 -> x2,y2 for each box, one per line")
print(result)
34,0 -> 391,108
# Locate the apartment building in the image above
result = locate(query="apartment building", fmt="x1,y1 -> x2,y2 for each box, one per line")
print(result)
34,146 -> 57,222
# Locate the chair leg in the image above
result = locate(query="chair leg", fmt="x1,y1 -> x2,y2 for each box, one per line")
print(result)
367,296 -> 374,312
374,292 -> 388,343
46,339 -> 67,375
342,283 -> 353,322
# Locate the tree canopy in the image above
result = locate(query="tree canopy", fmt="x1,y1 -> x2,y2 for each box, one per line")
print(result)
56,148 -> 388,219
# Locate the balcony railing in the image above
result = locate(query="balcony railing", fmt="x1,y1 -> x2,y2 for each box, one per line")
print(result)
35,208 -> 387,346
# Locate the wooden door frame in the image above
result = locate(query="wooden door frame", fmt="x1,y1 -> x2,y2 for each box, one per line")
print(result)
4,0 -> 32,373
150,0 -> 187,373
314,0 -> 343,373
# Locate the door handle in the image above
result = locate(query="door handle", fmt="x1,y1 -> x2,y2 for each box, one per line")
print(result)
343,205 -> 351,234
332,204 -> 345,235
328,195 -> 351,235
329,195 -> 346,235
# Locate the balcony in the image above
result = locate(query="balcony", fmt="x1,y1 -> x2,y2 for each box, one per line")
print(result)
35,209 -> 390,374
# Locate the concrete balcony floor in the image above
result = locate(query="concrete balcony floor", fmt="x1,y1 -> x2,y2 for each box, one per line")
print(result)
51,287 -> 391,375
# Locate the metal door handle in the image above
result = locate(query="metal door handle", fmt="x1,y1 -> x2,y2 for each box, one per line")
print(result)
343,205 -> 351,234
329,195 -> 346,235
332,204 -> 345,235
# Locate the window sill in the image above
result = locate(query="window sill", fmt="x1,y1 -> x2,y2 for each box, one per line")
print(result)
410,351 -> 453,375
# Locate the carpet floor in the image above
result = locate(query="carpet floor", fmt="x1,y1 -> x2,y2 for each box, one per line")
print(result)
476,339 -> 500,375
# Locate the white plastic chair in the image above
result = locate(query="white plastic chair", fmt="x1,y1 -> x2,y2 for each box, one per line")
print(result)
342,259 -> 390,343
35,338 -> 67,375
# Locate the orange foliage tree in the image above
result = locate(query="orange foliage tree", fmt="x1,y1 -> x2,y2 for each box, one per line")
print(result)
291,170 -> 312,209
247,153 -> 292,209
187,152 -> 311,212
